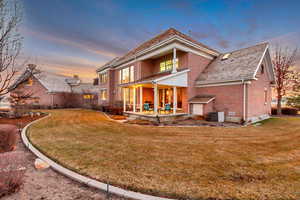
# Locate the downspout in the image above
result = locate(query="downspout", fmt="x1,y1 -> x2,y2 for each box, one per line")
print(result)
242,79 -> 247,123
51,93 -> 54,108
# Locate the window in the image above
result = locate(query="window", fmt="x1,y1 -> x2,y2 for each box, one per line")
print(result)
83,94 -> 94,99
100,90 -> 107,100
130,66 -> 134,82
122,87 -> 133,105
261,65 -> 264,74
99,72 -> 108,84
27,78 -> 33,86
160,58 -> 178,72
264,88 -> 268,105
119,66 -> 134,84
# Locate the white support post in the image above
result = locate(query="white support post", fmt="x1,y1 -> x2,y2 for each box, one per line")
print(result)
133,87 -> 136,112
173,86 -> 177,114
139,86 -> 143,112
154,84 -> 158,114
123,88 -> 126,112
172,48 -> 177,73
168,88 -> 171,104
162,88 -> 165,108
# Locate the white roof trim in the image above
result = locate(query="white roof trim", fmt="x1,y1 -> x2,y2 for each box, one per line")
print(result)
112,36 -> 218,68
190,97 -> 215,104
115,42 -> 214,70
252,44 -> 269,79
196,80 -> 252,87
98,69 -> 109,74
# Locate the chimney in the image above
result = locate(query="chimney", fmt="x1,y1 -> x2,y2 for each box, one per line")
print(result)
73,75 -> 79,79
93,78 -> 99,85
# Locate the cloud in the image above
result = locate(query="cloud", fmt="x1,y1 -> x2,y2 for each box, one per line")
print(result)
218,40 -> 230,49
189,24 -> 231,50
21,27 -> 122,59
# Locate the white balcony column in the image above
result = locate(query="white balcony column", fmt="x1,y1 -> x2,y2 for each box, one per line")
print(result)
172,48 -> 177,73
162,88 -> 165,108
133,87 -> 136,112
173,86 -> 177,114
154,83 -> 158,114
139,86 -> 143,112
168,88 -> 171,104
123,88 -> 126,112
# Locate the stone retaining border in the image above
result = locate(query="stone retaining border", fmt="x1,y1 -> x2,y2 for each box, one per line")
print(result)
21,114 -> 175,200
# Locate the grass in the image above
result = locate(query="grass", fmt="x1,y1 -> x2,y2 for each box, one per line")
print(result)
27,109 -> 300,200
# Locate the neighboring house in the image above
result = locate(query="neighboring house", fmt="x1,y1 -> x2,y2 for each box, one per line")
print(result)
0,96 -> 12,112
9,66 -> 99,108
95,28 -> 275,123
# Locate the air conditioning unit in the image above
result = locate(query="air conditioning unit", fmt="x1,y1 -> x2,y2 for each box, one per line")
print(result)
218,112 -> 225,122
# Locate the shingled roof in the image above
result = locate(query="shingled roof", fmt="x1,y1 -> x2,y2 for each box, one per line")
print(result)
97,28 -> 219,71
96,57 -> 119,72
196,43 -> 269,85
10,68 -> 99,94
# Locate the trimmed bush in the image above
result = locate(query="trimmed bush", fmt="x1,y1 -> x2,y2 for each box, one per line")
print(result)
0,151 -> 26,198
271,107 -> 298,115
0,125 -> 18,153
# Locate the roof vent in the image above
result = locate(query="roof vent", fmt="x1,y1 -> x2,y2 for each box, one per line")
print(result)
221,53 -> 231,60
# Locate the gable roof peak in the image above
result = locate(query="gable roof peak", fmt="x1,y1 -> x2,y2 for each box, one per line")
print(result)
105,28 -> 219,68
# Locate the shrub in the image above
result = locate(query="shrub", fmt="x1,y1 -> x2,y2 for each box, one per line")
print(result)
109,107 -> 123,115
271,108 -> 277,115
271,107 -> 298,115
287,95 -> 300,110
0,125 -> 18,153
0,151 -> 26,198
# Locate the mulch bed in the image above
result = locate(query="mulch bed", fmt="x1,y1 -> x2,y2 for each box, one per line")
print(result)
0,115 -> 46,128
125,118 -> 240,127
108,114 -> 127,120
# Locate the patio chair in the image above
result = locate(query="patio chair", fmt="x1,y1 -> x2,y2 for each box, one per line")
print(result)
144,103 -> 150,112
164,103 -> 171,113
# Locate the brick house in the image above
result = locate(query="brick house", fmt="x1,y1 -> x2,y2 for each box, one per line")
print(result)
9,66 -> 100,108
96,28 -> 275,123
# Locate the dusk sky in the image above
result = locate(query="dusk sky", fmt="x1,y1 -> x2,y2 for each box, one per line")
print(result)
21,0 -> 300,82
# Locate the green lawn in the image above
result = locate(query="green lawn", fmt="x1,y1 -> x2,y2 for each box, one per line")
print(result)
28,109 -> 300,200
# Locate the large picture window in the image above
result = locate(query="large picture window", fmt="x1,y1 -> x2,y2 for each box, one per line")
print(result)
160,58 -> 178,72
99,72 -> 108,84
119,66 -> 134,84
122,88 -> 133,105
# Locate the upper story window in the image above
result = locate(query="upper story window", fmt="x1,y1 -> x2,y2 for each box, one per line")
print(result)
27,78 -> 33,86
119,66 -> 134,84
261,65 -> 264,74
160,59 -> 178,72
99,72 -> 108,84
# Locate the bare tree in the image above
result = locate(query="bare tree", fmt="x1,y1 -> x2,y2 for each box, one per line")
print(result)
272,46 -> 300,115
0,0 -> 22,98
9,64 -> 42,117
